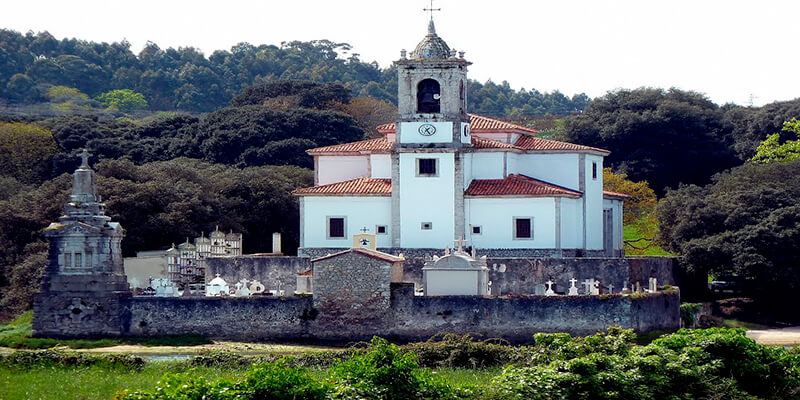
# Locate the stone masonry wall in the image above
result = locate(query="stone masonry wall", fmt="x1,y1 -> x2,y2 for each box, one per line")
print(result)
205,256 -> 311,294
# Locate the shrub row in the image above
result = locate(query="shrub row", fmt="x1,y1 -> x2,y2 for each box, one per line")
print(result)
0,350 -> 145,370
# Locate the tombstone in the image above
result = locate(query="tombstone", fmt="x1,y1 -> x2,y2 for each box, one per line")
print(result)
534,284 -> 546,296
582,279 -> 595,295
607,284 -> 614,294
621,280 -> 631,295
649,277 -> 658,292
544,280 -> 555,296
272,232 -> 282,254
205,274 -> 229,296
249,280 -> 265,294
235,280 -> 251,297
295,271 -> 312,294
635,281 -> 642,293
568,278 -> 579,296
590,280 -> 600,295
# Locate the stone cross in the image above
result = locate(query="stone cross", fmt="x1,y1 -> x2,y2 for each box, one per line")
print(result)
649,277 -> 658,292
79,148 -> 90,167
423,0 -> 441,20
360,226 -> 370,233
545,280 -> 555,296
608,284 -> 614,294
582,279 -> 594,295
453,237 -> 467,252
635,281 -> 642,293
568,278 -> 579,296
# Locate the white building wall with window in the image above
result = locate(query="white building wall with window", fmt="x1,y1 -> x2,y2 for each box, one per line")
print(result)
398,152 -> 455,248
301,196 -> 392,248
465,197 -> 557,248
584,155 -> 604,250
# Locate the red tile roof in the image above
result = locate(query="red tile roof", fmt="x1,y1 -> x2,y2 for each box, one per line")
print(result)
293,177 -> 391,196
603,190 -> 631,200
465,174 -> 582,197
471,136 -> 517,149
514,135 -> 610,154
312,247 -> 405,264
376,114 -> 538,135
307,137 -> 392,154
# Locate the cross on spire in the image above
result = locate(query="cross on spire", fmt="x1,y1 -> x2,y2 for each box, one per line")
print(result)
79,148 -> 90,167
453,237 -> 467,252
423,0 -> 441,20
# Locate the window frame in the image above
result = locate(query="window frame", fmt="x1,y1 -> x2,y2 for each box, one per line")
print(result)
375,225 -> 388,235
513,217 -> 534,240
326,216 -> 347,240
471,225 -> 482,235
421,222 -> 433,230
592,162 -> 598,180
416,158 -> 439,177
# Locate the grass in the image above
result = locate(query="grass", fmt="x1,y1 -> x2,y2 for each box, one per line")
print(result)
0,362 -> 497,400
623,223 -> 674,256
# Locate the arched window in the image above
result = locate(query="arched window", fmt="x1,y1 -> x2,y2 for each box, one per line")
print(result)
417,79 -> 440,113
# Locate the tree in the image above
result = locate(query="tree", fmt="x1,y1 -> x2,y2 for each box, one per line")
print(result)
96,89 -> 148,112
335,97 -> 397,136
0,121 -> 58,183
230,80 -> 352,109
749,118 -> 800,164
559,88 -> 739,195
603,168 -> 660,255
722,99 -> 800,159
657,160 -> 800,297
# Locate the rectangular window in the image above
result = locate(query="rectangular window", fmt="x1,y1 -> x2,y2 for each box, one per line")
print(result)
376,225 -> 387,235
416,158 -> 438,176
85,251 -> 92,268
64,253 -> 72,269
592,162 -> 598,180
472,226 -> 482,235
327,217 -> 346,239
421,222 -> 433,230
514,218 -> 533,239
74,252 -> 83,268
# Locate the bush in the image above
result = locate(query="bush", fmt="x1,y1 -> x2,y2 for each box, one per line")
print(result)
328,337 -> 464,400
0,350 -> 144,370
403,334 -> 519,369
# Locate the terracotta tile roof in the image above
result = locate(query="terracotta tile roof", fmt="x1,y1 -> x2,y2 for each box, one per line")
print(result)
514,135 -> 610,154
293,177 -> 391,196
603,190 -> 631,200
307,137 -> 392,154
376,114 -> 538,135
312,247 -> 405,264
465,174 -> 582,197
471,136 -> 518,149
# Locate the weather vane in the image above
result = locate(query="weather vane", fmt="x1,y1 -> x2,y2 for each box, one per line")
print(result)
423,0 -> 441,20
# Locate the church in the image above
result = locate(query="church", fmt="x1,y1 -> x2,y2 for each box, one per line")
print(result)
295,20 -> 626,257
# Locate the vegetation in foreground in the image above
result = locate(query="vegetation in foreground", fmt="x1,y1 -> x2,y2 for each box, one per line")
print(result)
1,328 -> 798,400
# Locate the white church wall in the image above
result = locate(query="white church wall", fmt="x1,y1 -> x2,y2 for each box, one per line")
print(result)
584,155 -> 604,250
604,198 -> 624,250
399,121 -> 454,144
559,197 -> 583,249
470,152 -> 505,179
465,197 -> 557,248
515,154 -> 580,190
399,152 -> 455,248
370,154 -> 391,179
506,152 -> 518,178
302,196 -> 392,248
317,156 -> 369,185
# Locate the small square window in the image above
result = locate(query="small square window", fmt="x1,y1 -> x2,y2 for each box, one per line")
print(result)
376,225 -> 387,235
514,217 -> 533,239
421,222 -> 433,230
471,226 -> 482,235
592,162 -> 598,180
417,158 -> 437,176
327,217 -> 346,239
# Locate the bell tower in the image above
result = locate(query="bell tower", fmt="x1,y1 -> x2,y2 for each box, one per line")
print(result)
395,19 -> 472,146
390,16 -> 471,249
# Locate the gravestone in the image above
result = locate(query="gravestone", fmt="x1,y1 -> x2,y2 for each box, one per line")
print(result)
568,278 -> 579,296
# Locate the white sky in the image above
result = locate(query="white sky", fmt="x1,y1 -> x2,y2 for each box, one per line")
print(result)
3,0 -> 799,106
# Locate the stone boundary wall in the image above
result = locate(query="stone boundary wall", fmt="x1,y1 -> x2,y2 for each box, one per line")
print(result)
300,247 -> 608,259
116,289 -> 680,342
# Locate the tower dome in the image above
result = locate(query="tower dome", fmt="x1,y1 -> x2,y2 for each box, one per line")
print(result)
410,20 -> 452,60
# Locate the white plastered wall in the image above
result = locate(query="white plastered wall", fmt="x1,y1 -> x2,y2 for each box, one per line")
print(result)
584,155 -> 604,250
559,197 -> 583,249
465,197 -> 557,248
515,153 -> 580,190
370,154 -> 391,179
470,152 -> 505,179
603,198 -> 624,250
399,121 -> 454,144
301,196 -> 392,248
317,156 -> 369,185
398,152 -> 455,248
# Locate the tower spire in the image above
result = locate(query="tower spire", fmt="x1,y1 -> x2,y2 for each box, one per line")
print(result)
423,0 -> 441,23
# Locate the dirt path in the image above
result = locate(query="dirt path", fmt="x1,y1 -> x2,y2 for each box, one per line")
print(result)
747,326 -> 800,346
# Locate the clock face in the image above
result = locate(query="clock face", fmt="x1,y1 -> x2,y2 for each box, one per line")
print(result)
418,124 -> 436,136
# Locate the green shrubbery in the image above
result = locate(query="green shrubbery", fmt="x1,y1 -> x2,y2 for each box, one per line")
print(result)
0,350 -> 144,371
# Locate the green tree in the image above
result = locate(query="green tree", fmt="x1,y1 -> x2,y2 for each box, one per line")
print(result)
559,88 -> 739,195
96,89 -> 148,112
749,118 -> 800,164
0,121 -> 58,183
657,160 -> 800,298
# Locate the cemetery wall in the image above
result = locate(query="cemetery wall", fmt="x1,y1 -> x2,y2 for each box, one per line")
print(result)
205,256 -> 311,295
116,288 -> 679,342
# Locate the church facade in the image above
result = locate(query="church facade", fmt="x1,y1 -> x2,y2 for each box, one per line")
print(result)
295,21 -> 626,257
